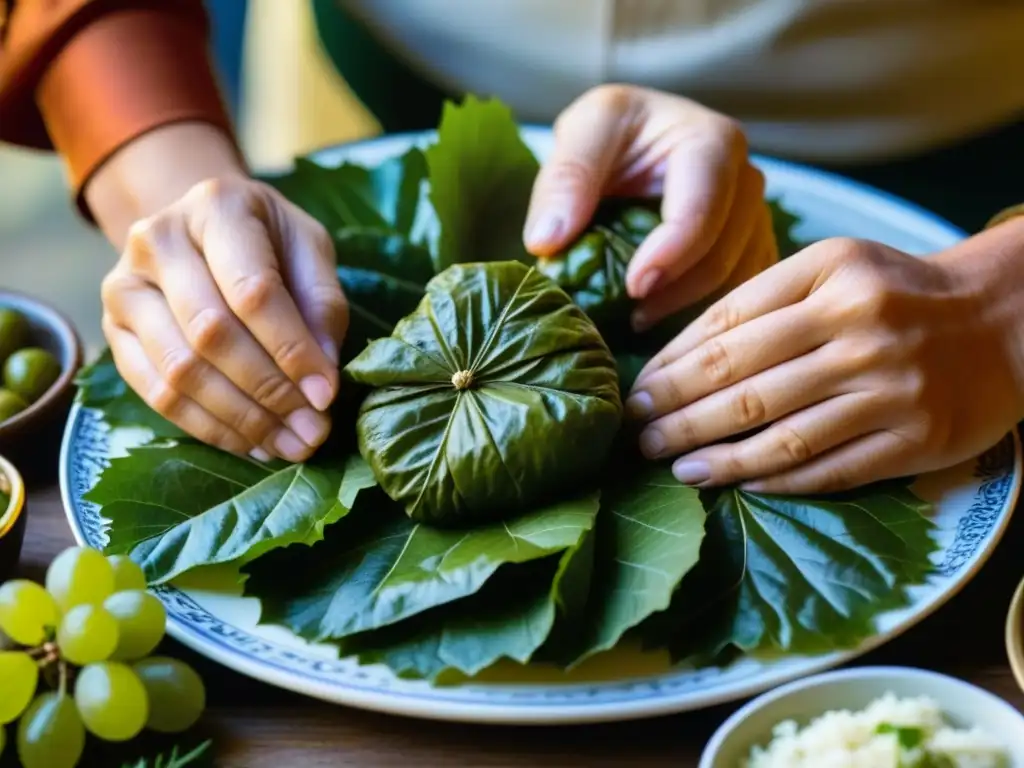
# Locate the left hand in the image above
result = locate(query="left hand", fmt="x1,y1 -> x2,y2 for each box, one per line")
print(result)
625,230 -> 1024,494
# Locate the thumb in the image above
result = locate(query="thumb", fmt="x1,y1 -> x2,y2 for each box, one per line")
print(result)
523,86 -> 640,257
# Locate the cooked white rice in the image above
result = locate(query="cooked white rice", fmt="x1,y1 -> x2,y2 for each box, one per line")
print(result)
742,691 -> 1008,768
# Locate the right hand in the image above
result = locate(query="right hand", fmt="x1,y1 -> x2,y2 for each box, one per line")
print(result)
525,85 -> 778,332
100,175 -> 349,462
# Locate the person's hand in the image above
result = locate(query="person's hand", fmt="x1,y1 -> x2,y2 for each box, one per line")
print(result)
624,229 -> 1024,494
100,175 -> 348,462
524,85 -> 778,332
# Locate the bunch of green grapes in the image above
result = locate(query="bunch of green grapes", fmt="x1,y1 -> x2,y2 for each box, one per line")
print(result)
0,546 -> 206,768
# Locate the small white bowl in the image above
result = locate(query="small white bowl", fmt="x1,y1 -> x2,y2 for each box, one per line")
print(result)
699,666 -> 1024,767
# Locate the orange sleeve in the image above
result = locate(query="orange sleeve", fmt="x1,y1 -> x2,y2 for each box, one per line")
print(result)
0,0 -> 233,210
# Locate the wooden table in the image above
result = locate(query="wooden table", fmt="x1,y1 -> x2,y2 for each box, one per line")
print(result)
16,479 -> 1024,767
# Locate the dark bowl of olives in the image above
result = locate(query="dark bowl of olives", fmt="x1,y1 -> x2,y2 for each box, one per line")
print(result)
0,290 -> 83,485
0,453 -> 26,583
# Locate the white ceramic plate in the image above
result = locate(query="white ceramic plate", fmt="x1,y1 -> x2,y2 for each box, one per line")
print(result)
60,127 -> 1022,724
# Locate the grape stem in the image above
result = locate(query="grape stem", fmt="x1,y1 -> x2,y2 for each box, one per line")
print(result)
58,658 -> 68,696
30,640 -> 60,667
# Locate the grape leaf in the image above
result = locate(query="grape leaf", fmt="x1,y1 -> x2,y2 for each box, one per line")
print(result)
263,148 -> 435,240
75,350 -> 183,438
344,527 -> 596,681
568,464 -> 706,664
655,481 -> 937,661
243,488 -> 599,642
333,228 -> 434,362
615,354 -> 650,393
769,197 -> 803,257
424,95 -> 540,271
87,444 -> 375,584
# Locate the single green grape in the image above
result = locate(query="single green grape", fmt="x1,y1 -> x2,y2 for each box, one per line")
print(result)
56,604 -> 120,666
134,656 -> 206,733
0,307 -> 29,367
2,347 -> 61,403
17,693 -> 85,768
0,579 -> 59,646
74,661 -> 149,742
106,555 -> 147,592
45,546 -> 115,612
0,651 -> 39,724
0,388 -> 27,423
103,590 -> 166,661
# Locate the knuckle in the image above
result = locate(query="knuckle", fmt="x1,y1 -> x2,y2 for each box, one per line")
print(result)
667,410 -> 701,451
836,334 -> 888,373
731,384 -> 767,428
712,115 -> 748,155
696,338 -> 733,386
251,373 -> 297,413
715,450 -> 747,483
233,405 -> 278,445
901,368 -> 930,408
649,370 -> 688,412
547,157 -> 598,196
161,347 -> 201,390
100,272 -> 128,310
147,380 -> 182,418
773,425 -> 814,465
230,269 -> 284,316
187,307 -> 233,354
587,83 -> 637,115
307,282 -> 347,315
272,336 -> 314,370
701,298 -> 741,338
124,217 -> 168,268
190,176 -> 257,218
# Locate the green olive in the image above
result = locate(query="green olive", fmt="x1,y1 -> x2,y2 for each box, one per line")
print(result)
3,348 -> 61,403
0,388 -> 28,423
0,308 -> 29,367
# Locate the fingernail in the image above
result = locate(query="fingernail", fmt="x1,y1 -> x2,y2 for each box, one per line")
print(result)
625,392 -> 653,420
273,430 -> 309,463
286,407 -> 329,447
249,447 -> 272,462
526,213 -> 563,248
635,269 -> 663,299
300,375 -> 334,411
673,460 -> 711,486
639,429 -> 665,459
631,308 -> 653,333
739,481 -> 766,493
321,339 -> 339,366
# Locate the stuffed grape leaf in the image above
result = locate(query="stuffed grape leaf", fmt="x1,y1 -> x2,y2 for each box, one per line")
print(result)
243,487 -> 599,642
345,261 -> 622,525
536,201 -> 660,341
87,444 -> 375,584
